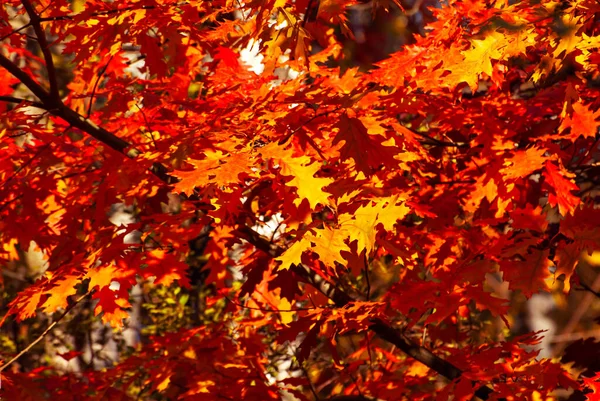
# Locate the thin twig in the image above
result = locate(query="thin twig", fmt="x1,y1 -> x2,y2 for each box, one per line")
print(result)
577,281 -> 600,298
553,272 -> 600,357
414,131 -> 469,148
302,0 -> 316,27
0,194 -> 24,212
551,328 -> 600,343
224,294 -> 318,312
348,373 -> 364,397
0,291 -> 92,372
301,363 -> 321,401
363,253 -> 371,301
0,143 -> 51,190
0,22 -> 31,42
21,0 -> 59,99
0,52 -> 51,102
279,107 -> 342,146
134,103 -> 158,149
0,95 -> 44,108
575,136 -> 600,168
87,55 -> 114,118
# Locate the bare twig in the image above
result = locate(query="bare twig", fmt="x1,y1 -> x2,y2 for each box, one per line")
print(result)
0,95 -> 44,108
302,0 -> 316,27
413,131 -> 469,148
87,55 -> 114,118
224,294 -> 317,312
0,22 -> 31,42
551,328 -> 600,343
0,143 -> 51,190
0,291 -> 91,372
279,107 -> 342,146
553,272 -> 600,356
364,253 -> 371,301
301,363 -> 321,401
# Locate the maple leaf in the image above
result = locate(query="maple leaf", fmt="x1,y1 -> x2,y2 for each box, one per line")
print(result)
138,33 -> 169,77
582,373 -> 600,398
173,150 -> 255,195
559,101 -> 600,140
2,286 -> 43,323
57,351 -> 84,361
543,161 -> 580,216
276,226 -> 350,270
261,143 -> 333,209
142,249 -> 191,287
463,175 -> 498,214
0,0 -> 597,398
338,195 -> 410,255
276,234 -> 311,270
462,33 -> 506,78
552,14 -> 583,58
92,287 -> 132,327
333,114 -> 398,176
500,147 -> 548,181
213,46 -> 240,69
40,275 -> 80,314
553,241 -> 580,293
500,249 -> 553,297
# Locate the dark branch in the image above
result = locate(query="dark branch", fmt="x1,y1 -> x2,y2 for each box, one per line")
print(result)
21,0 -> 59,99
0,52 -> 52,102
578,281 -> 600,299
237,225 -> 498,400
0,95 -> 44,108
0,53 -> 175,184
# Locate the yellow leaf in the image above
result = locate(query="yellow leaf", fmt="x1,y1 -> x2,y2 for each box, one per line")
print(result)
339,195 -> 410,254
443,30 -> 530,91
41,275 -> 80,313
156,375 -> 171,392
261,143 -> 333,209
187,379 -> 215,394
500,146 -> 548,180
85,264 -> 119,290
462,32 -> 506,78
278,298 -> 295,325
552,14 -> 583,58
310,227 -> 351,268
463,176 -> 497,214
2,238 -> 19,260
276,226 -> 351,271
276,235 -> 312,270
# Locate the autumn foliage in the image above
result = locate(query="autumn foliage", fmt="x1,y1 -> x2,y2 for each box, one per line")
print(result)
1,0 -> 600,400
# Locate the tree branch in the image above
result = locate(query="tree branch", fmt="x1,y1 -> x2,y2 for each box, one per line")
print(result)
236,225 -> 497,400
21,0 -> 59,99
0,52 -> 175,184
0,52 -> 52,102
0,95 -> 44,108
